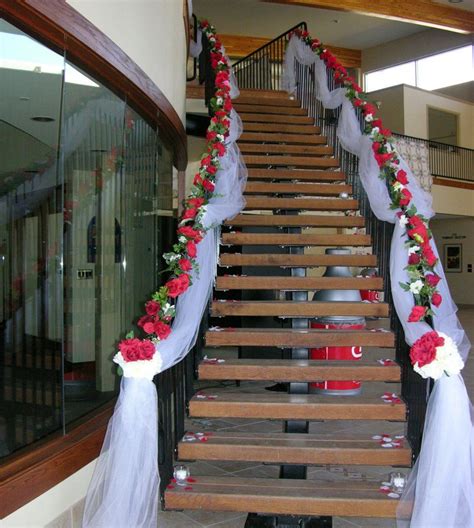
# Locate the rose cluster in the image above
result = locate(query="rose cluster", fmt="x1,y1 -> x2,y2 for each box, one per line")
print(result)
292,28 -> 442,324
117,20 -> 234,364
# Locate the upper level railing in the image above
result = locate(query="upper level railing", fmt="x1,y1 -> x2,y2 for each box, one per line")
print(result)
232,22 -> 307,91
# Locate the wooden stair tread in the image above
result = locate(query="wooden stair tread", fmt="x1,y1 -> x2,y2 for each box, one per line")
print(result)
247,169 -> 344,181
198,358 -> 399,382
211,300 -> 389,317
243,197 -> 357,210
240,144 -> 333,156
222,232 -> 370,246
215,276 -> 382,291
234,96 -> 301,107
244,156 -> 340,169
205,328 -> 394,348
165,476 -> 399,517
189,392 -> 406,421
239,132 -> 326,144
244,183 -> 351,195
224,214 -> 364,228
178,431 -> 410,466
243,122 -> 320,134
233,103 -> 307,115
240,113 -> 313,124
220,253 -> 377,267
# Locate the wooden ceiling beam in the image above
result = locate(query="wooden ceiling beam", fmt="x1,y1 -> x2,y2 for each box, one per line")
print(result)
262,0 -> 474,34
220,34 -> 361,68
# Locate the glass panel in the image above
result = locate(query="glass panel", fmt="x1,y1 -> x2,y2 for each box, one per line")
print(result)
0,19 -> 64,456
365,62 -> 416,92
417,45 -> 473,91
61,60 -> 126,422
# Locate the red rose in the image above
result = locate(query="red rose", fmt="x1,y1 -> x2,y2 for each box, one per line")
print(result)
137,314 -> 153,328
353,99 -> 363,107
408,305 -> 427,322
119,338 -> 154,362
372,141 -> 381,153
178,258 -> 192,272
187,197 -> 204,209
213,142 -> 226,156
407,223 -> 428,245
206,164 -> 217,175
375,152 -> 393,167
187,240 -> 197,258
372,118 -> 382,128
431,292 -> 442,307
380,127 -> 392,138
200,155 -> 212,167
139,340 -> 156,360
223,98 -> 232,112
396,170 -> 408,185
363,103 -> 377,116
145,300 -> 160,316
206,130 -> 217,141
426,273 -> 441,287
182,208 -> 197,220
409,331 -> 443,367
408,253 -> 421,265
193,173 -> 202,186
202,179 -> 215,192
178,273 -> 190,291
399,188 -> 412,206
178,226 -> 203,241
165,274 -> 190,298
154,321 -> 171,340
143,321 -> 156,335
422,244 -> 437,267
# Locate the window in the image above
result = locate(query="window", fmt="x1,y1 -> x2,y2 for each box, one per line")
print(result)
365,45 -> 473,93
428,107 -> 459,145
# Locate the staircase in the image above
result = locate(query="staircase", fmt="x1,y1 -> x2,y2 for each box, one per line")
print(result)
166,90 -> 410,524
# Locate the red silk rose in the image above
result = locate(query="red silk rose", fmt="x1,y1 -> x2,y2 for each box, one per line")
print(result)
178,258 -> 192,272
145,300 -> 160,316
396,170 -> 408,185
154,321 -> 171,340
426,274 -> 441,287
178,226 -> 203,241
399,188 -> 412,206
202,179 -> 215,192
186,240 -> 197,258
137,314 -> 153,328
422,244 -> 437,267
409,331 -> 444,368
182,208 -> 197,220
119,338 -> 155,362
143,321 -> 156,335
187,197 -> 204,209
408,305 -> 427,322
431,292 -> 442,307
408,253 -> 421,265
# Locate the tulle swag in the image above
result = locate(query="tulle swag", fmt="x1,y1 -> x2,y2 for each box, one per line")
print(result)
283,32 -> 473,528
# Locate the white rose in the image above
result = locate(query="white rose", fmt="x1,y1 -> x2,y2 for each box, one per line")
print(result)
414,360 -> 444,380
365,114 -> 374,122
408,245 -> 420,255
393,181 -> 405,191
216,97 -> 223,105
398,214 -> 409,228
179,236 -> 187,243
409,280 -> 424,294
370,127 -> 380,137
113,350 -> 163,380
436,332 -> 464,376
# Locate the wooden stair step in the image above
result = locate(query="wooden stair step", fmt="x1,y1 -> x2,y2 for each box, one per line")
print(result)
239,132 -> 326,144
237,89 -> 291,100
165,476 -> 400,518
234,95 -> 301,107
211,300 -> 389,318
215,276 -> 382,291
189,392 -> 406,421
221,233 -> 370,246
205,328 -> 394,348
243,197 -> 357,211
234,103 -> 307,115
178,431 -> 410,466
198,359 -> 399,382
240,144 -> 333,156
240,113 -> 313,125
243,122 -> 320,134
219,253 -> 377,267
244,155 -> 339,169
245,182 -> 352,196
224,214 -> 364,228
247,169 -> 344,181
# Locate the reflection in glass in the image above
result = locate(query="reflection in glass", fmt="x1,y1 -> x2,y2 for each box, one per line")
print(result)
0,19 -> 64,456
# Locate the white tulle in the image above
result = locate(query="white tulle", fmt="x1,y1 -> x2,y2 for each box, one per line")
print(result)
283,35 -> 473,528
83,58 -> 246,528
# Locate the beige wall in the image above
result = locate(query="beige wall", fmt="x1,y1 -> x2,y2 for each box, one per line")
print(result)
432,184 -> 474,217
430,216 -> 474,306
362,85 -> 405,134
403,86 -> 474,149
435,81 -> 474,104
362,28 -> 473,73
66,0 -> 187,122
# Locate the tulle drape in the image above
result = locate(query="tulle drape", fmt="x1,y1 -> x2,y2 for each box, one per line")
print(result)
283,35 -> 473,528
83,60 -> 246,528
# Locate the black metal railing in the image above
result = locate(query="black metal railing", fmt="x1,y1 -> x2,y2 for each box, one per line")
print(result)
232,22 -> 307,91
393,133 -> 474,183
294,51 -> 428,459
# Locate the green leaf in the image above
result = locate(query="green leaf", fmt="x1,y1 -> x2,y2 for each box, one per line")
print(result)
125,330 -> 134,339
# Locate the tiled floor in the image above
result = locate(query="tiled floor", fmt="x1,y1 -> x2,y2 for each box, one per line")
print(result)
160,306 -> 474,528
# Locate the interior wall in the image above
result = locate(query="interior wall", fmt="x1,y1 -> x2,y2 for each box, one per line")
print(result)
361,85 -> 405,134
432,184 -> 474,217
66,0 -> 187,122
435,81 -> 474,104
430,216 -> 474,306
362,28 -> 473,73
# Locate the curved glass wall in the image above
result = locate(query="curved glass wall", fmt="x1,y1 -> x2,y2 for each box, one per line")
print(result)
0,18 -> 174,456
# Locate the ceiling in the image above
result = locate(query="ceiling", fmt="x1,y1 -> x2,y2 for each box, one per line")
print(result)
193,0 -> 428,49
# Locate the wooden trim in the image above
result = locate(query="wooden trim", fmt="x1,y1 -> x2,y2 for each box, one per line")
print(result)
433,177 -> 474,190
0,0 -> 187,170
220,33 -> 361,68
263,0 -> 474,34
0,401 -> 115,519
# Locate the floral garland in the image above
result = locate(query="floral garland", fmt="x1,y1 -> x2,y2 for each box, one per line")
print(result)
115,20 -> 233,376
290,29 -> 463,379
